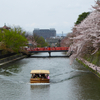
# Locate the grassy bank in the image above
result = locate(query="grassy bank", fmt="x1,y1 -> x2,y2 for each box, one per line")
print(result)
83,51 -> 100,66
76,58 -> 100,78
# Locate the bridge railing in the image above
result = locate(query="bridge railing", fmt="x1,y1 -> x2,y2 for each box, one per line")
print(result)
26,47 -> 69,52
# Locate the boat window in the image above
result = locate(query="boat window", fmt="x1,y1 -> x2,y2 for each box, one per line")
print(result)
31,73 -> 49,79
35,74 -> 39,78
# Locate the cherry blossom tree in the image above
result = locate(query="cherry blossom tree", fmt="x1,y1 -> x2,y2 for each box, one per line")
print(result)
63,1 -> 100,63
61,33 -> 74,47
26,35 -> 37,48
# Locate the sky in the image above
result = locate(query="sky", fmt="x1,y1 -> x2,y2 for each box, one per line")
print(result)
0,0 -> 95,34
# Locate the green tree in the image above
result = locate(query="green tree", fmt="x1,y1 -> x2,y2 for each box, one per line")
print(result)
0,27 -> 28,53
33,34 -> 48,47
75,12 -> 90,25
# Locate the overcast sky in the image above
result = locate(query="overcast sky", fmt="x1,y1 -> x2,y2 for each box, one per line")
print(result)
0,0 -> 95,34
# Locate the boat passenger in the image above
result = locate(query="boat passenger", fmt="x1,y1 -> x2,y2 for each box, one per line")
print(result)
35,74 -> 39,78
31,74 -> 35,78
45,74 -> 48,79
31,74 -> 34,78
41,74 -> 46,78
39,74 -> 41,78
33,74 -> 36,78
47,74 -> 50,79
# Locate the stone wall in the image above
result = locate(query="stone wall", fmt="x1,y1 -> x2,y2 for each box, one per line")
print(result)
0,53 -> 26,66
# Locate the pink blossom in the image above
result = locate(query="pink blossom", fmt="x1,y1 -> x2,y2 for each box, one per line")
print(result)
62,1 -> 100,63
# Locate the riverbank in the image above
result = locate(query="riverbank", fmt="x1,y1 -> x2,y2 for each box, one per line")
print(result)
77,58 -> 100,78
0,53 -> 26,67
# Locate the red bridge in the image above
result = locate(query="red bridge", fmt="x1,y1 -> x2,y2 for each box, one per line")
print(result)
26,47 -> 69,57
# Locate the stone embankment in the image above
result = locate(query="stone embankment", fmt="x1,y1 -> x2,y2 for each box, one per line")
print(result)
0,53 -> 26,66
78,57 -> 100,78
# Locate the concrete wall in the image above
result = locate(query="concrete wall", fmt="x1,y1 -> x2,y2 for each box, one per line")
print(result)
0,53 -> 26,66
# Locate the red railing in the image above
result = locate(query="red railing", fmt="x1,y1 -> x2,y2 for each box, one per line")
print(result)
26,47 -> 69,52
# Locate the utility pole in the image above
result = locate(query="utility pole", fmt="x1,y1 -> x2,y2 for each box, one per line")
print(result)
62,31 -> 63,37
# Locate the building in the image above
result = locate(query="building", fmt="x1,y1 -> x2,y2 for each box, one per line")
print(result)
0,24 -> 11,30
33,28 -> 56,39
46,36 -> 63,47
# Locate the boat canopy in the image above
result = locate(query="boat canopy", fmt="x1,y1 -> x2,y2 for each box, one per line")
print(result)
30,70 -> 50,74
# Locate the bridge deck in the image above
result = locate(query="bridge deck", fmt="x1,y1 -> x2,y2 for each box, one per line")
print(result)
26,47 -> 69,53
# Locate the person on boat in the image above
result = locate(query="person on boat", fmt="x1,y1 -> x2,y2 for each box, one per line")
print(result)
44,74 -> 47,79
47,74 -> 50,79
41,74 -> 44,78
31,74 -> 35,78
39,74 -> 41,78
45,74 -> 48,79
35,74 -> 39,78
33,74 -> 36,78
31,74 -> 34,78
41,74 -> 46,79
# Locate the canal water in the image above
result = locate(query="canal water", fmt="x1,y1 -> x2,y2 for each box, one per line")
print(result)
0,52 -> 100,100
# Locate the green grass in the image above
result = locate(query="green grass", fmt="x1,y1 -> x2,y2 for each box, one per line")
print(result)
76,58 -> 100,78
83,51 -> 100,66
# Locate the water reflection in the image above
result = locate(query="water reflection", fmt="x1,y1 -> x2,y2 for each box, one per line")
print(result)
71,61 -> 100,100
0,64 -> 22,76
30,85 -> 50,90
30,85 -> 50,100
0,59 -> 29,76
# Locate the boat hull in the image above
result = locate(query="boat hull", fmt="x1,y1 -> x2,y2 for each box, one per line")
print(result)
30,78 -> 50,83
29,83 -> 50,85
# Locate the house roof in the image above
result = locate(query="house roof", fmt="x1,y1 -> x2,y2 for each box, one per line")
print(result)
0,24 -> 11,30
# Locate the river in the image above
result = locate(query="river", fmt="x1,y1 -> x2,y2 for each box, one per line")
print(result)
0,52 -> 100,100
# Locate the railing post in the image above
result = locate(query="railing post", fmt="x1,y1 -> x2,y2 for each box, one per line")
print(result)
48,52 -> 51,57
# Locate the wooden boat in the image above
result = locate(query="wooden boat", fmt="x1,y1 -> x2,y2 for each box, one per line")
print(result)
30,70 -> 50,85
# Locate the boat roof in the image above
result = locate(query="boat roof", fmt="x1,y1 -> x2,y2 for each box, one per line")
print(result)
30,70 -> 50,74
